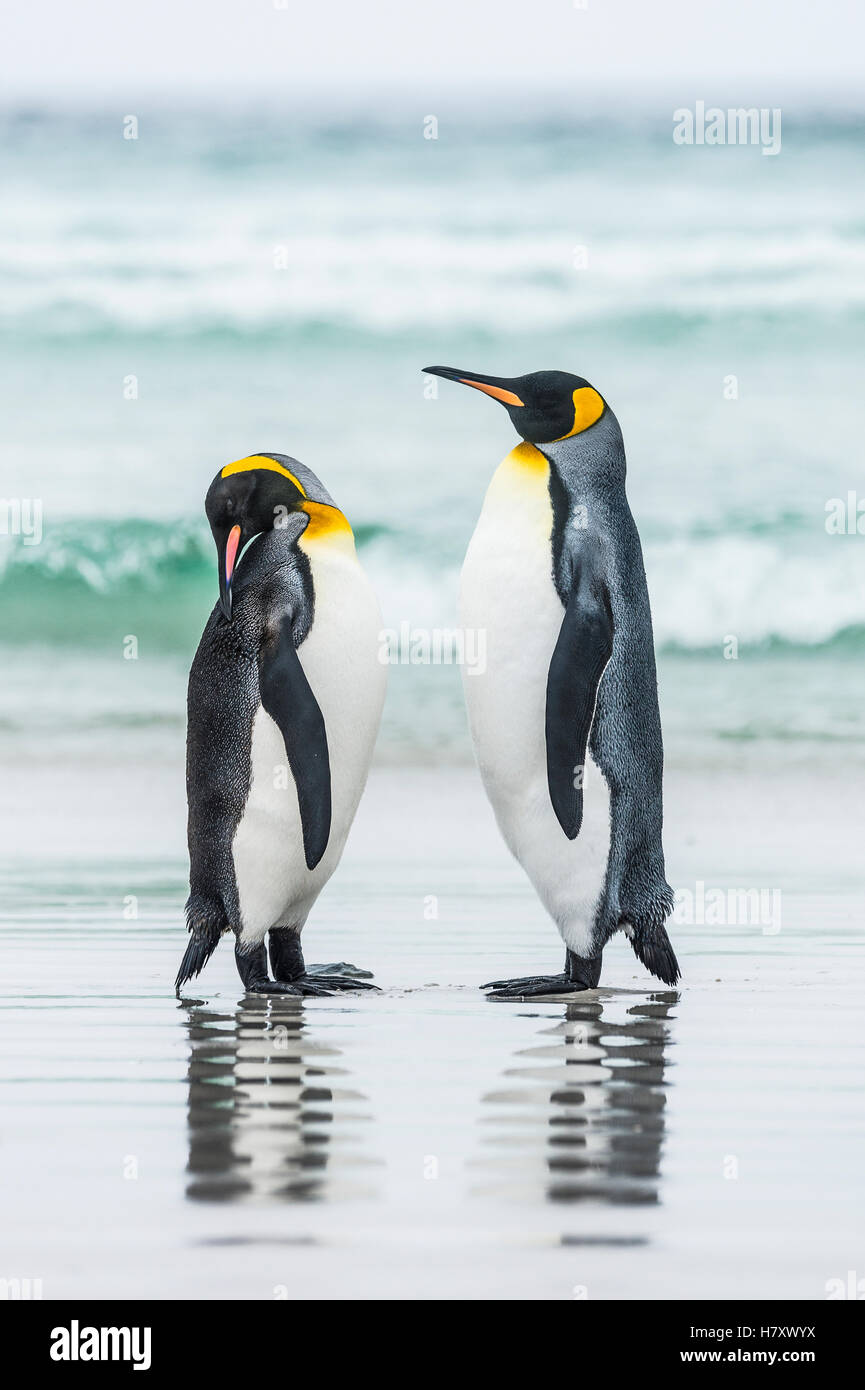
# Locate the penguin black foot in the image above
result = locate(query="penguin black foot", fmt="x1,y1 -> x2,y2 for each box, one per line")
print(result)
236,941 -> 303,995
483,950 -> 602,1001
267,931 -> 379,995
245,979 -> 305,995
484,974 -> 582,999
283,972 -> 379,996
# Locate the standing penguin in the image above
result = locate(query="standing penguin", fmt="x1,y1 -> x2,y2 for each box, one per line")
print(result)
176,453 -> 386,996
424,367 -> 679,997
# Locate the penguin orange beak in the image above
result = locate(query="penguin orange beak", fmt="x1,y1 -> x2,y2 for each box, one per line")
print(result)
423,366 -> 525,408
218,524 -> 242,621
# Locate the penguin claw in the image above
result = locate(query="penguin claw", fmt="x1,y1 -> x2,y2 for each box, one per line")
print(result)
244,978 -> 304,996
242,974 -> 378,998
284,973 -> 380,995
483,974 -> 594,1000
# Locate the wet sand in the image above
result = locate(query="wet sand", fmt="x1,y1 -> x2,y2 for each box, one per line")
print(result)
0,761 -> 862,1300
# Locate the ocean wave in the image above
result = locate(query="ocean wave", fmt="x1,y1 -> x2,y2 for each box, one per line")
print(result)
3,102 -> 865,341
2,229 -> 864,339
0,517 -> 861,657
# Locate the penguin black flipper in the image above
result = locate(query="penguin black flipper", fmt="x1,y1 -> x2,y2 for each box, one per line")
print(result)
259,613 -> 332,872
545,548 -> 614,839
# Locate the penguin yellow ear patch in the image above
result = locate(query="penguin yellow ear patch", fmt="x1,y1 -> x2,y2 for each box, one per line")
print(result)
559,387 -> 605,439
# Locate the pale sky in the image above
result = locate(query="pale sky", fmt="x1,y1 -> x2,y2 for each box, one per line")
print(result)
1,0 -> 863,97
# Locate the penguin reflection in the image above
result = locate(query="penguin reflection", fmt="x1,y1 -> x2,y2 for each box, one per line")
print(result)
481,994 -> 676,1205
182,998 -> 373,1203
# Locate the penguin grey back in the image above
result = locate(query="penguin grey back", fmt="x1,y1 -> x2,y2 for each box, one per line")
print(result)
425,365 -> 679,987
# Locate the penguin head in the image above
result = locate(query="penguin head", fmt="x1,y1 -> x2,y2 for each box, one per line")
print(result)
205,454 -> 308,620
422,366 -> 607,445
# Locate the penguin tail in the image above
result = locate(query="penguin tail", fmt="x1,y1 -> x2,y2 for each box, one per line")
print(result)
630,923 -> 680,986
175,894 -> 228,996
620,884 -> 680,987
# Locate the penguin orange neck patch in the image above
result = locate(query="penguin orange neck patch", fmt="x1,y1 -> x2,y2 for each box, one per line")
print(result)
298,502 -> 355,552
508,441 -> 548,472
555,387 -> 605,440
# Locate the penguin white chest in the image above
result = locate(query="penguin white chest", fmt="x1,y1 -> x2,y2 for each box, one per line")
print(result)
232,544 -> 385,943
458,443 -> 611,956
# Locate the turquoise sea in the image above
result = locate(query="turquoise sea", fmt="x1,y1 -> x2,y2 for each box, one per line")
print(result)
1,99 -> 863,771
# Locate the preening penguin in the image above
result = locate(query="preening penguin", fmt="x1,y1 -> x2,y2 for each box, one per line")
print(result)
176,453 -> 386,996
424,366 -> 679,997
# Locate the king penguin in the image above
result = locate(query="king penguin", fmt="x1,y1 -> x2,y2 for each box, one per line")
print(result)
424,366 -> 679,998
175,452 -> 387,996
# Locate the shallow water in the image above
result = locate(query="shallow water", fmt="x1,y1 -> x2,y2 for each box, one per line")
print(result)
1,765 -> 862,1300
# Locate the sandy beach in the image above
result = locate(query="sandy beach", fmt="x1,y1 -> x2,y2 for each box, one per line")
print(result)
1,753 -> 861,1300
